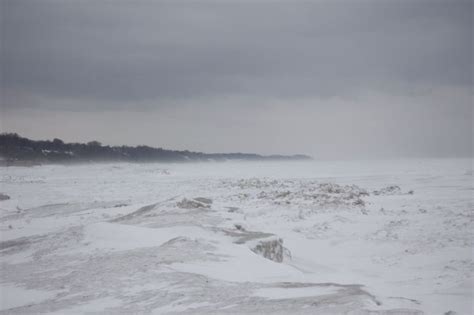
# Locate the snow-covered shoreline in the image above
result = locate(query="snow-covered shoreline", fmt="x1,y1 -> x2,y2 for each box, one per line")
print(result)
1,159 -> 472,314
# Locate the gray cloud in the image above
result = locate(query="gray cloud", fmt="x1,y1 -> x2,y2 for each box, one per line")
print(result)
2,0 -> 472,106
1,0 -> 472,158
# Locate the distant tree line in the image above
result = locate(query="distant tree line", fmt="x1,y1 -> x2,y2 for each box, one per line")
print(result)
0,133 -> 311,165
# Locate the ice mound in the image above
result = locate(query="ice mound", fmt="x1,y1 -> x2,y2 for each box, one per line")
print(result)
232,180 -> 370,211
193,197 -> 213,205
111,198 -> 222,228
111,202 -> 159,222
249,237 -> 285,263
223,228 -> 289,263
373,185 -> 401,195
373,185 -> 413,195
225,178 -> 283,189
0,174 -> 46,184
318,183 -> 369,197
177,197 -> 212,209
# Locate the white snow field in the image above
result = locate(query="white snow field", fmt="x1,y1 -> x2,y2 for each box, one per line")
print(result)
0,159 -> 472,314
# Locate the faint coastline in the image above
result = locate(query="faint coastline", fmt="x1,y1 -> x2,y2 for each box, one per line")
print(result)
0,133 -> 312,166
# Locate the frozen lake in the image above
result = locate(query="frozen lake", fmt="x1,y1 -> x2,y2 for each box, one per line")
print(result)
0,159 -> 472,314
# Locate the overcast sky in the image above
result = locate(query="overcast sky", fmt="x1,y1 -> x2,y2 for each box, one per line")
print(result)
1,0 -> 472,159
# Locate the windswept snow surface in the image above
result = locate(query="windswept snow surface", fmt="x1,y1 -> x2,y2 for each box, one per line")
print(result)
0,159 -> 472,314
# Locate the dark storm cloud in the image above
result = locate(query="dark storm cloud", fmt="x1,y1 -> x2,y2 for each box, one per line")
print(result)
1,0 -> 472,109
1,0 -> 472,159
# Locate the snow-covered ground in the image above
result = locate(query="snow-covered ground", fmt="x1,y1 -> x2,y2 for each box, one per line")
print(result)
0,159 -> 472,314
